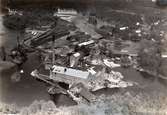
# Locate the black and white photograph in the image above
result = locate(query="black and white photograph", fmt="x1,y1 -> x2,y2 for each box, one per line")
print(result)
1,0 -> 167,114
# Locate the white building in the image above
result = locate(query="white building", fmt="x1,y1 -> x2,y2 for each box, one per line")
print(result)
54,9 -> 78,22
52,65 -> 90,79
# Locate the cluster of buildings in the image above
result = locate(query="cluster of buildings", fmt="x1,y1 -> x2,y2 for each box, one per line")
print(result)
23,9 -> 138,103
3,8 -> 141,103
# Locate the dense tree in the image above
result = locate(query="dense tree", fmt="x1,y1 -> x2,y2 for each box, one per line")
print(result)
138,39 -> 162,73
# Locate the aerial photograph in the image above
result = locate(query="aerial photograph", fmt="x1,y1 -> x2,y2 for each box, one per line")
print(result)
1,0 -> 167,114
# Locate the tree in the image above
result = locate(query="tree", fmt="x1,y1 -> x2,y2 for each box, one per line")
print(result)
138,39 -> 162,73
28,100 -> 41,114
20,107 -> 29,115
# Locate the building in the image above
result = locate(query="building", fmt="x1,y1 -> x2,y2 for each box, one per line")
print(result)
54,9 -> 78,22
49,65 -> 91,85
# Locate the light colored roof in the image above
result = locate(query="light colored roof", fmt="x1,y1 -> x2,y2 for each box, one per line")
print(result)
162,52 -> 167,58
78,40 -> 94,46
52,65 -> 90,79
103,59 -> 121,68
162,55 -> 167,58
57,9 -> 77,15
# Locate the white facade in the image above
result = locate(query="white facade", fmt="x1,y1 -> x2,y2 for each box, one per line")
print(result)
54,9 -> 77,22
52,65 -> 90,79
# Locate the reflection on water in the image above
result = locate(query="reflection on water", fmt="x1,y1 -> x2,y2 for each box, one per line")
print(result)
0,14 -> 51,107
